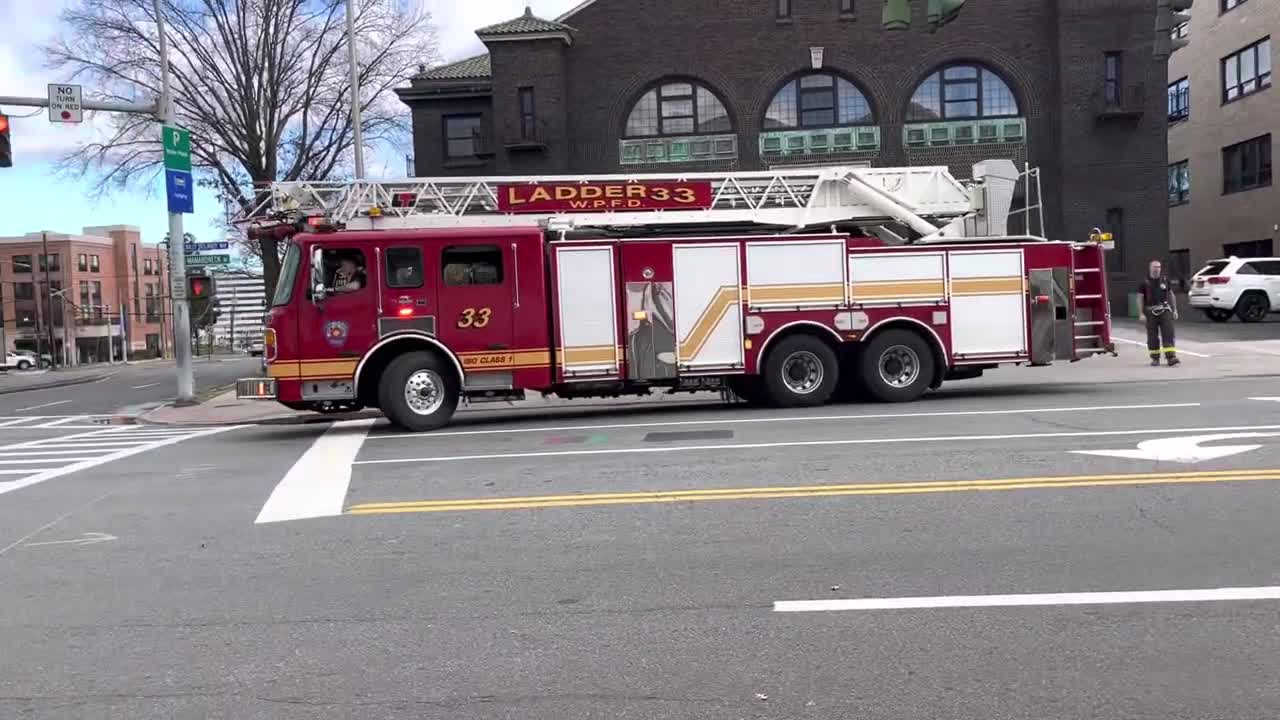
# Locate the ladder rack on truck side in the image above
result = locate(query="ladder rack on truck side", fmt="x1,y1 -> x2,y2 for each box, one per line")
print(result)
235,161 -> 1033,240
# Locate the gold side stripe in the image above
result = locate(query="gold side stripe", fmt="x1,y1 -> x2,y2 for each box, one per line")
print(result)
951,277 -> 1024,294
749,283 -> 845,303
463,350 -> 552,370
560,345 -> 618,365
850,281 -> 946,299
679,285 -> 739,362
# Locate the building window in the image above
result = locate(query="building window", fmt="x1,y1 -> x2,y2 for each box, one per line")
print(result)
443,245 -> 503,286
1172,19 -> 1189,40
1105,207 -> 1124,274
13,255 -> 32,273
443,115 -> 484,161
777,0 -> 791,19
90,255 -> 100,272
144,258 -> 153,275
38,254 -> 61,272
78,254 -> 88,271
1222,37 -> 1271,103
764,72 -> 874,129
1168,77 -> 1189,121
14,282 -> 34,300
624,80 -> 733,137
1223,0 -> 1248,11
79,281 -> 90,312
1222,134 -> 1272,194
518,87 -> 536,140
1223,239 -> 1273,257
907,63 -> 1019,121
839,0 -> 854,15
1104,52 -> 1123,105
1168,161 -> 1190,206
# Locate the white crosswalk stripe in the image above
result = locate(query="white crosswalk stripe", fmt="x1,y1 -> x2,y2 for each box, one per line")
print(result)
0,425 -> 241,497
0,415 -> 119,429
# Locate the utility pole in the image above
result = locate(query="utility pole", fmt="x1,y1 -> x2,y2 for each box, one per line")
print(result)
41,231 -> 56,368
346,0 -> 364,178
229,283 -> 237,351
154,0 -> 194,403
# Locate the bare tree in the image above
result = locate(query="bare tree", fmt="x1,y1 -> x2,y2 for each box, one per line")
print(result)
47,0 -> 438,300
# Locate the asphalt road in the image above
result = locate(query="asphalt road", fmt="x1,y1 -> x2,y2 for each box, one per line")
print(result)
3,376 -> 1280,718
0,356 -> 262,417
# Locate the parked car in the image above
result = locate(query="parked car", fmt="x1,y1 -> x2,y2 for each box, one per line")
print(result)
3,352 -> 35,370
248,339 -> 265,357
1188,256 -> 1280,322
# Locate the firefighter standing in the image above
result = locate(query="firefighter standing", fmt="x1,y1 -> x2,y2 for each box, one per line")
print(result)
1137,259 -> 1180,367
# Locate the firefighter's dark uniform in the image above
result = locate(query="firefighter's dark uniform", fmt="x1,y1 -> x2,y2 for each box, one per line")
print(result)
1138,276 -> 1179,365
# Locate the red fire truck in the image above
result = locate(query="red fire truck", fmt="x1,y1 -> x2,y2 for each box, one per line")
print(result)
235,159 -> 1114,431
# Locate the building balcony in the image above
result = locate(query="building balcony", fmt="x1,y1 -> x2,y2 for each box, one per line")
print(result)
903,118 -> 1027,148
1094,82 -> 1146,121
619,134 -> 737,166
759,126 -> 881,159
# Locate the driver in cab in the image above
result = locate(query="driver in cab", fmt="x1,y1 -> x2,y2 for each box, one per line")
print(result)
332,256 -> 365,293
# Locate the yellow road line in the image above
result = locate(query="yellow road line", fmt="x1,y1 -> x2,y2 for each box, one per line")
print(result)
346,469 -> 1280,516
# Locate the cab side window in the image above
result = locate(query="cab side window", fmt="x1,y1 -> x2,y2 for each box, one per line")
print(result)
443,245 -> 503,286
386,247 -> 424,289
324,248 -> 368,294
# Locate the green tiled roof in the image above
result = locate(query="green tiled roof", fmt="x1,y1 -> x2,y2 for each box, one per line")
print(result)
477,7 -> 574,36
415,54 -> 491,80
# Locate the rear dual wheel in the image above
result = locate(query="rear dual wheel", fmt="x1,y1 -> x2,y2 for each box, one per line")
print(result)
857,329 -> 936,403
762,336 -> 839,408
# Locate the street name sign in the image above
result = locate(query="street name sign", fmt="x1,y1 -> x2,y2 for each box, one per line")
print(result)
47,84 -> 83,123
185,254 -> 231,267
184,241 -> 230,252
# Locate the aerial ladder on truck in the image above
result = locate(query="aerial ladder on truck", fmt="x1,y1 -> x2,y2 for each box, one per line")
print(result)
235,159 -> 1114,432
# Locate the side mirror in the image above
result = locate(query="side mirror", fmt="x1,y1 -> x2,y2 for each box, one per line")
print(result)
309,246 -> 328,303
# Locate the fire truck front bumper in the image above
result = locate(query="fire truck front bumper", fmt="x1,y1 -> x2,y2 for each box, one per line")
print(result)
236,377 -> 278,400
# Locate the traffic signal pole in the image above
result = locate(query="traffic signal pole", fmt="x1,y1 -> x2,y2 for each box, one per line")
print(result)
154,0 -> 194,404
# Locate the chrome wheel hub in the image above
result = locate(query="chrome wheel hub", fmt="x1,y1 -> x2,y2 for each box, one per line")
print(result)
404,369 -> 445,416
879,345 -> 921,388
781,350 -> 824,395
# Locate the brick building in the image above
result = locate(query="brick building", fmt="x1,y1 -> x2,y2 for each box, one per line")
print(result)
0,226 -> 170,364
396,0 -> 1170,302
1167,0 -> 1275,277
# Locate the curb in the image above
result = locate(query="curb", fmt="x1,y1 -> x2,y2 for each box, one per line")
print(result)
0,372 -> 112,396
136,406 -> 379,428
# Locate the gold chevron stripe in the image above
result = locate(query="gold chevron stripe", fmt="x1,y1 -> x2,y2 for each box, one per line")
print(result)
679,285 -> 739,362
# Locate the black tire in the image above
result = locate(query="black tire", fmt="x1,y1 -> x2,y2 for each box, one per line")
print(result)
858,329 -> 936,403
378,351 -> 460,432
16,360 -> 31,370
1204,308 -> 1232,323
761,335 -> 839,408
1235,292 -> 1269,323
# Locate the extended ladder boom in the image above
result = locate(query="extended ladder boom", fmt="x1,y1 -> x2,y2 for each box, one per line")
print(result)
240,163 -> 1012,230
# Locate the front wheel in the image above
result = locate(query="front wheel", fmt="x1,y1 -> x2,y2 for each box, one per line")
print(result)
1204,308 -> 1232,323
762,335 -> 839,408
1236,293 -> 1269,323
16,360 -> 31,370
378,351 -> 460,432
858,329 -> 936,403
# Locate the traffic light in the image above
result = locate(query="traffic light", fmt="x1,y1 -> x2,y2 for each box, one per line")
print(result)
1154,0 -> 1192,60
0,114 -> 11,168
927,0 -> 965,31
187,273 -> 214,300
882,0 -> 910,30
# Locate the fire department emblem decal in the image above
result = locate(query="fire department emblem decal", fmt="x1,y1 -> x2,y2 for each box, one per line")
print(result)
324,320 -> 350,348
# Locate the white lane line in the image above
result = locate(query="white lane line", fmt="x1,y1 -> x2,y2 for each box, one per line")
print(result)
1113,336 -> 1213,358
774,586 -> 1280,612
354,423 -> 1280,466
0,458 -> 96,464
0,449 -> 117,456
0,426 -> 243,497
36,416 -> 92,428
255,419 -> 375,524
367,402 -> 1203,441
1249,397 -> 1280,402
14,400 -> 74,412
0,418 -> 36,427
131,383 -> 160,389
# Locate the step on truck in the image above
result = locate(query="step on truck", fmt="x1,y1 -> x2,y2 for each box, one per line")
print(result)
234,159 -> 1115,432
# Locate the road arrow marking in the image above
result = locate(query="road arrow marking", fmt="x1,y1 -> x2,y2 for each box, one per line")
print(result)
1073,432 -> 1280,464
24,532 -> 117,547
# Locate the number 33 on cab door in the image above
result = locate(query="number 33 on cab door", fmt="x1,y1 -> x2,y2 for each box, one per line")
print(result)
457,307 -> 492,328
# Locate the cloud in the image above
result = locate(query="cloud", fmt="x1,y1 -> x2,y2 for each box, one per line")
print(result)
422,0 -> 581,61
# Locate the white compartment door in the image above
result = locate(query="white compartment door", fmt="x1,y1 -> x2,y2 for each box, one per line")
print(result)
948,250 -> 1027,357
674,244 -> 744,369
555,246 -> 619,378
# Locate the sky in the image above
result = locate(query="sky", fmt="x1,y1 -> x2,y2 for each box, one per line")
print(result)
0,0 -> 581,251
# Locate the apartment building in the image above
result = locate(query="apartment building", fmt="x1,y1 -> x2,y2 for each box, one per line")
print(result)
0,226 -> 169,363
1168,0 -> 1276,277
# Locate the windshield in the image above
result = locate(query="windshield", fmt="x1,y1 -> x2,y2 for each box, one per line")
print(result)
1195,261 -> 1229,277
272,242 -> 301,306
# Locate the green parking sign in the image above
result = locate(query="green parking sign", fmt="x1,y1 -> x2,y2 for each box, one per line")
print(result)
163,125 -> 191,172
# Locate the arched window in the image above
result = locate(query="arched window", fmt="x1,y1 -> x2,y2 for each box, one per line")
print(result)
764,73 -> 874,129
624,80 -> 733,137
907,63 -> 1019,122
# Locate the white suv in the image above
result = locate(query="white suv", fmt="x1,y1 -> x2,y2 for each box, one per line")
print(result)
1189,256 -> 1280,322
